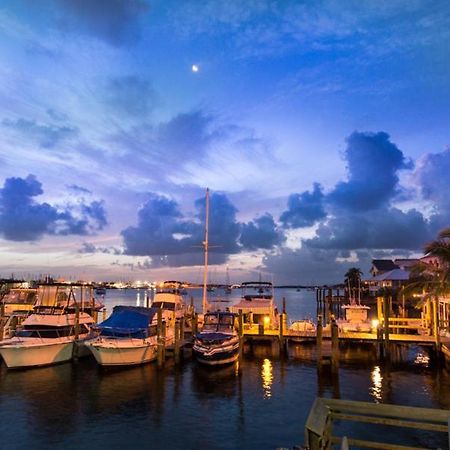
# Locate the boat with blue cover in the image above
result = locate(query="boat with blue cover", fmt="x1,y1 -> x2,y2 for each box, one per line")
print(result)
193,311 -> 240,366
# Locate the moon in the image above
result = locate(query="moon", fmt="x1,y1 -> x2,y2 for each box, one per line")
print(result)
191,64 -> 199,73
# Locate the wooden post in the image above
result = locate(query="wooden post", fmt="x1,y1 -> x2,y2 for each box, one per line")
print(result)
331,319 -> 339,372
328,288 -> 333,322
180,316 -> 185,343
74,302 -> 80,340
157,315 -> 166,367
279,313 -> 285,354
0,301 -> 5,341
174,320 -> 180,363
145,291 -> 149,308
316,314 -> 323,369
192,312 -> 198,335
383,294 -> 390,358
190,295 -> 194,313
433,296 -> 440,351
238,309 -> 243,337
282,297 -> 286,314
92,296 -> 98,323
102,308 -> 107,322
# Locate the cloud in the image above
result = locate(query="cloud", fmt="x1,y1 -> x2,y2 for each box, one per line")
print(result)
79,242 -> 122,254
280,183 -> 326,228
306,207 -> 430,251
57,0 -> 150,46
415,147 -> 450,232
68,184 -> 92,194
106,76 -> 156,117
240,213 -> 285,250
121,191 -> 241,264
2,118 -> 77,149
327,131 -> 412,211
0,175 -> 107,241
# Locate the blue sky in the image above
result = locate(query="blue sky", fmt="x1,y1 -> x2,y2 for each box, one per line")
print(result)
0,0 -> 449,284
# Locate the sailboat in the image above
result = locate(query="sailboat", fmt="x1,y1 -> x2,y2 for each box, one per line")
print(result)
193,189 -> 240,366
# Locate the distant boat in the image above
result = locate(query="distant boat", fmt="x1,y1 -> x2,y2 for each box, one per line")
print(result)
193,311 -> 240,366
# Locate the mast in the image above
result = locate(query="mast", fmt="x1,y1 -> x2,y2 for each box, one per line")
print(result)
202,188 -> 210,314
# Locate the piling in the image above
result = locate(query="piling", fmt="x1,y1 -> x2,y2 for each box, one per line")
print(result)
192,312 -> 198,335
74,302 -> 80,340
92,296 -> 98,323
238,309 -> 243,337
180,316 -> 185,343
145,291 -> 149,308
432,296 -> 440,352
383,294 -> 390,358
279,313 -> 285,354
331,319 -> 339,371
316,314 -> 323,368
157,317 -> 166,368
174,320 -> 180,363
0,302 -> 5,340
102,308 -> 107,322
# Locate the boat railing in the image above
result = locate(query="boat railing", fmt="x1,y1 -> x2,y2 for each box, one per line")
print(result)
304,397 -> 450,449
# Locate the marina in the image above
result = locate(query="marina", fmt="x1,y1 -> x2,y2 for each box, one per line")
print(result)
1,287 -> 449,449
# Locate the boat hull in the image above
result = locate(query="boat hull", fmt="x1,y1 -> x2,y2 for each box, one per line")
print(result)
0,340 -> 74,369
193,348 -> 239,366
193,336 -> 240,366
86,340 -> 158,366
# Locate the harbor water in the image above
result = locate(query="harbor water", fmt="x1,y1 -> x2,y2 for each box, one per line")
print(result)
0,288 -> 449,449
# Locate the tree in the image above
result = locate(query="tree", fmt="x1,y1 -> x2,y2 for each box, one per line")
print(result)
344,267 -> 363,290
407,227 -> 450,344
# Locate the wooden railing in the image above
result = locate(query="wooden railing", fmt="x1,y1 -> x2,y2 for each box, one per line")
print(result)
305,398 -> 450,450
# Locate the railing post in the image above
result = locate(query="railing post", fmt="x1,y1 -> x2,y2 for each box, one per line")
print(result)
331,318 -> 339,372
383,294 -> 390,359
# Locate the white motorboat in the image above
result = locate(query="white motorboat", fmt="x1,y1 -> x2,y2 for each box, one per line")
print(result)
336,303 -> 372,332
229,281 -> 278,329
0,284 -> 101,368
85,306 -> 160,366
193,311 -> 240,366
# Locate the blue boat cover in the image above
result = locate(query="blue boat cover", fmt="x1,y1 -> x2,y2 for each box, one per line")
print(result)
97,306 -> 158,338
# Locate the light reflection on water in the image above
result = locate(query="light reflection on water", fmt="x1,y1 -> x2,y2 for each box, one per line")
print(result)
261,358 -> 273,399
370,365 -> 383,402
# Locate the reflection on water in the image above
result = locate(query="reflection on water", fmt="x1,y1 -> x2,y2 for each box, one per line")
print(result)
370,365 -> 383,402
414,352 -> 430,367
261,358 -> 273,399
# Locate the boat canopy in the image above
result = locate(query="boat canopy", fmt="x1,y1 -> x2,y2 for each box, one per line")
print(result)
97,306 -> 158,338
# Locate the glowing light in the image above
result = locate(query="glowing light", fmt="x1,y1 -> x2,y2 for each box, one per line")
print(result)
263,315 -> 270,328
370,365 -> 383,402
371,319 -> 379,331
191,64 -> 199,72
261,358 -> 273,399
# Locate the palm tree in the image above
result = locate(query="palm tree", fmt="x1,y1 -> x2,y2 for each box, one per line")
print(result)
407,227 -> 450,344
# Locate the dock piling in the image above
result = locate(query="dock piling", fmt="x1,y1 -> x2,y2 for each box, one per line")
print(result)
174,319 -> 180,363
331,318 -> 339,371
316,314 -> 323,368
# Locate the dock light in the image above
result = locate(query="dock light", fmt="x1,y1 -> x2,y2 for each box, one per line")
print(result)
371,319 -> 379,331
263,315 -> 270,328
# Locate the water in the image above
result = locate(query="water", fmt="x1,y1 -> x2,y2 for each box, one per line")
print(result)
0,289 -> 449,449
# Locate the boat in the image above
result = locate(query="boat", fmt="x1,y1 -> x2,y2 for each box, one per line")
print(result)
85,306 -> 159,366
193,311 -> 240,366
289,319 -> 316,333
336,303 -> 372,332
0,284 -> 100,368
229,281 -> 278,329
86,282 -> 185,367
1,288 -> 38,339
193,188 -> 242,365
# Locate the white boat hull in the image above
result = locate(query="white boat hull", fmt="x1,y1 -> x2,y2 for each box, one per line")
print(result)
0,339 -> 74,368
86,339 -> 158,366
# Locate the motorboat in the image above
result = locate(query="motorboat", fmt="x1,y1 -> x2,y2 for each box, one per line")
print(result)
153,281 -> 186,320
229,281 -> 278,329
336,302 -> 372,332
289,319 -> 316,333
85,306 -> 159,366
193,311 -> 240,366
0,284 -> 101,368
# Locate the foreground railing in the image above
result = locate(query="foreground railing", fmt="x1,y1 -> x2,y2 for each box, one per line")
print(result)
305,398 -> 450,450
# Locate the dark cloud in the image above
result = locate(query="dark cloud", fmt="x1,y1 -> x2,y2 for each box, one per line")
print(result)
106,76 -> 156,117
280,183 -> 326,228
306,207 -> 430,251
416,147 -> 450,233
240,214 -> 285,250
79,242 -> 122,254
2,118 -> 77,148
58,0 -> 149,46
121,191 -> 241,264
0,175 -> 107,241
327,131 -> 412,211
68,184 -> 92,194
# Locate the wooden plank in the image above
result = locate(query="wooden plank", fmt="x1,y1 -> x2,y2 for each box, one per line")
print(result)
331,436 -> 429,450
331,412 -> 448,432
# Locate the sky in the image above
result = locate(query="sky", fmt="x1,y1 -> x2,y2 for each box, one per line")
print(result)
0,0 -> 449,284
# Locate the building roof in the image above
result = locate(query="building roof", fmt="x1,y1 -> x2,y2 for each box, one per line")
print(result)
370,268 -> 410,282
371,259 -> 399,272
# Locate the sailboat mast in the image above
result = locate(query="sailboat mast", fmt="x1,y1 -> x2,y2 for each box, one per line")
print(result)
202,188 -> 210,314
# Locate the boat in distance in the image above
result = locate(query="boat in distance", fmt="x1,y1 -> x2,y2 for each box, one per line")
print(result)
193,311 -> 240,366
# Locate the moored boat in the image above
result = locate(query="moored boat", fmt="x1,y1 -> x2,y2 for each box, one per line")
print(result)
193,311 -> 240,366
85,306 -> 159,366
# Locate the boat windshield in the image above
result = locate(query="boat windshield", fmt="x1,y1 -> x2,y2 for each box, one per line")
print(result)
203,314 -> 234,332
152,301 -> 175,310
15,325 -> 89,338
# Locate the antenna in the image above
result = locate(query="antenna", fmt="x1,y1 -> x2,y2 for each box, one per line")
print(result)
202,188 -> 210,314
